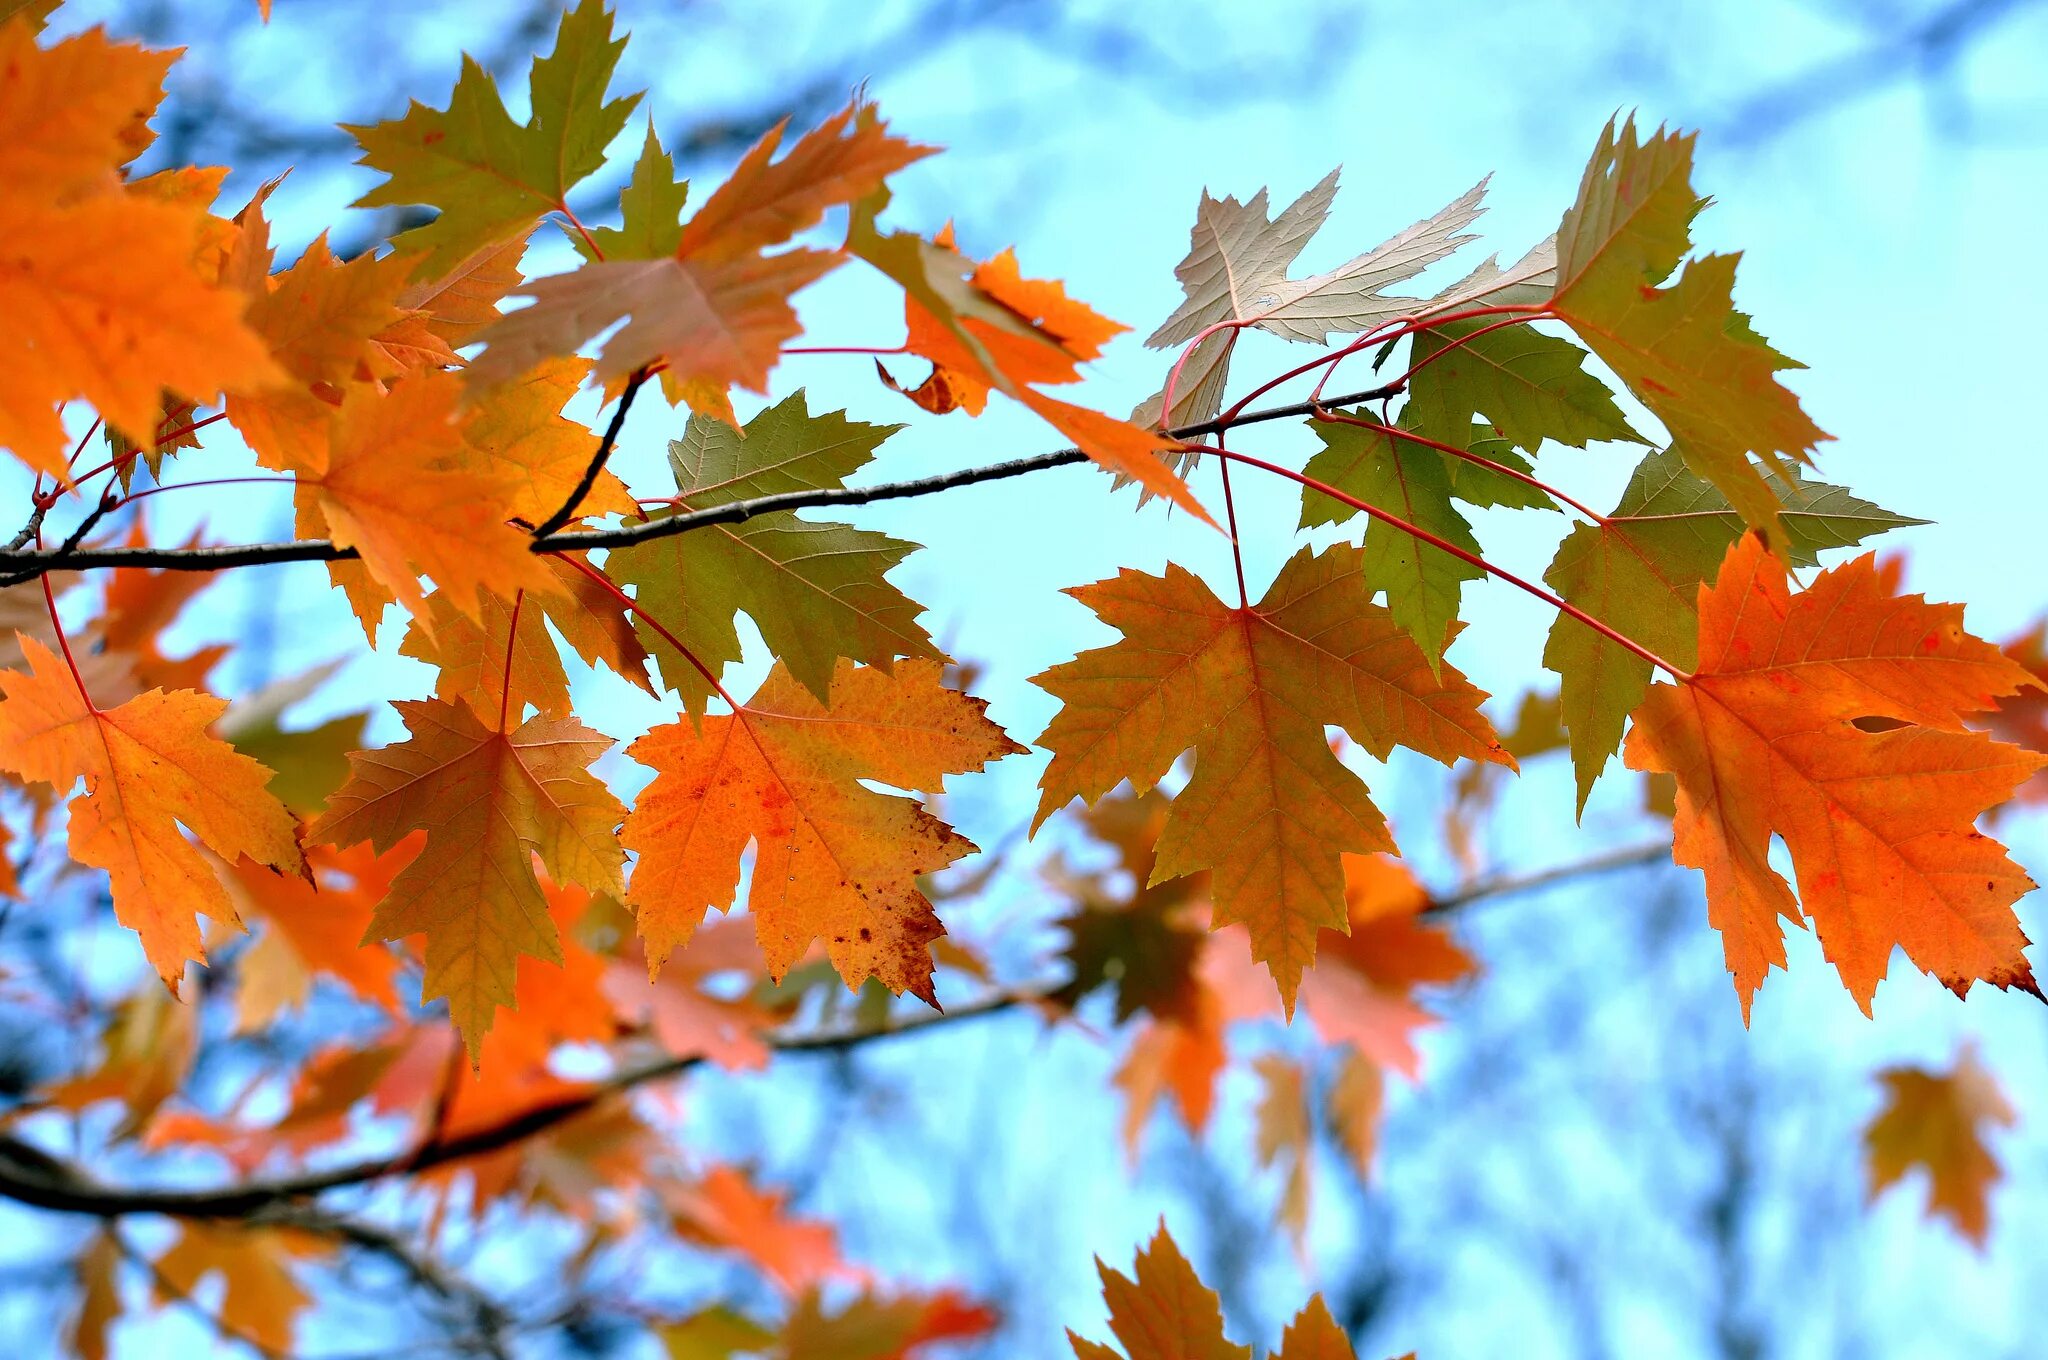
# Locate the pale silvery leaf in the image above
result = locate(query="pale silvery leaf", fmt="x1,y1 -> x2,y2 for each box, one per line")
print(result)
1146,170 -> 1341,349
1424,234 -> 1559,315
1254,177 -> 1489,342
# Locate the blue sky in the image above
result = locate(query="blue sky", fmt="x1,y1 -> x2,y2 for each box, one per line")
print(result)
20,1 -> 2048,1356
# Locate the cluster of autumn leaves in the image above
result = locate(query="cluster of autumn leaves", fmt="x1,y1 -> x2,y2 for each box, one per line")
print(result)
0,0 -> 2044,1352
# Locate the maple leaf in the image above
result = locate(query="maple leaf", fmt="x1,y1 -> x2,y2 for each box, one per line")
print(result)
1548,117 -> 1831,547
600,915 -> 779,1070
1299,412 -> 1488,671
43,983 -> 197,1135
460,355 -> 637,523
771,1288 -> 998,1360
1046,788 -> 1210,1025
1298,853 -> 1477,1079
609,392 -> 939,713
398,230 -> 533,348
226,231 -> 418,470
220,839 -> 409,1030
1033,545 -> 1511,1007
667,1165 -> 850,1296
1985,620 -> 2048,810
0,23 -> 283,477
284,372 -> 563,638
307,698 -> 628,1057
573,120 -> 691,261
1545,445 -> 1920,809
1135,169 -> 1486,428
622,658 -> 1021,1000
1253,1053 -> 1315,1246
468,99 -> 933,412
850,200 -> 1208,517
399,561 -> 652,729
1069,1225 -> 1248,1360
0,636 -> 304,987
1865,1043 -> 2017,1247
154,1224 -> 328,1357
1402,317 -> 1643,453
1623,533 -> 2048,1017
345,0 -> 641,279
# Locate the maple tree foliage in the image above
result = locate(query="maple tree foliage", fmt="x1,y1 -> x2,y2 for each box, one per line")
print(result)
0,0 -> 2039,1354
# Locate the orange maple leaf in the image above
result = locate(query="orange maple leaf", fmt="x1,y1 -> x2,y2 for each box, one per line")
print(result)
226,231 -> 419,469
1033,546 -> 1511,1009
460,354 -> 636,524
1864,1043 -> 2017,1248
307,699 -> 628,1057
220,838 -> 412,1029
667,1165 -> 851,1296
1624,533 -> 2048,1017
285,373 -> 563,638
622,658 -> 1021,1001
0,636 -> 304,987
0,22 -> 283,477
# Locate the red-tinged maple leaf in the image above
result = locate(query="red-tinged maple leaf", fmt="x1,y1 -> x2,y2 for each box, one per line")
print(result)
1033,545 -> 1511,1009
285,372 -> 564,639
1624,533 -> 2048,1018
0,636 -> 305,987
766,1287 -> 998,1360
1297,854 -> 1477,1079
667,1165 -> 852,1296
468,99 -> 933,415
1864,1043 -> 2017,1248
601,915 -> 780,1071
858,209 -> 1209,520
622,658 -> 1021,1001
1984,620 -> 2048,810
220,838 -> 413,1030
307,698 -> 628,1057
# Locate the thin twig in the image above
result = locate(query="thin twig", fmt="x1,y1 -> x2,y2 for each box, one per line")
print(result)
0,383 -> 1410,581
531,368 -> 648,538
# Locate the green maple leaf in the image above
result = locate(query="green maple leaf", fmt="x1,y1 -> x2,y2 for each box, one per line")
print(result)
610,392 -> 940,714
1300,413 -> 1486,672
1434,421 -> 1558,512
1543,445 -> 1924,809
1548,116 -> 1831,549
1404,317 -> 1643,453
573,119 -> 689,261
345,0 -> 641,279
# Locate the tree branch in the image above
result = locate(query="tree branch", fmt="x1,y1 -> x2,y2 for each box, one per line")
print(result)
0,834 -> 1676,1224
0,383 -> 1406,582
